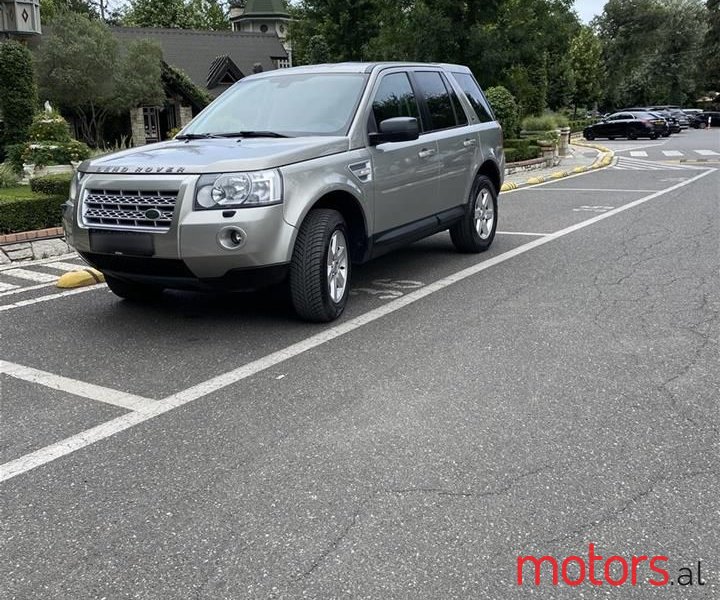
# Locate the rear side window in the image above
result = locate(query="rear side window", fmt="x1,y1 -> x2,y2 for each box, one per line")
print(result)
413,71 -> 457,131
452,72 -> 494,123
371,73 -> 420,127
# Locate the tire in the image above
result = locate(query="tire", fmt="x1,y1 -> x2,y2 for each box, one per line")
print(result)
105,274 -> 164,302
607,136 -> 615,141
650,132 -> 659,140
585,132 -> 595,140
290,209 -> 351,322
628,132 -> 637,140
450,175 -> 498,253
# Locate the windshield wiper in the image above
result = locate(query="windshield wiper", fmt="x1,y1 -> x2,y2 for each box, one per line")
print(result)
175,133 -> 222,140
214,131 -> 292,139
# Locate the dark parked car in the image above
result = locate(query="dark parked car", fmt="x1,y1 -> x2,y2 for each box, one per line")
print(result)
695,111 -> 720,127
650,110 -> 681,133
625,110 -> 670,137
583,111 -> 663,140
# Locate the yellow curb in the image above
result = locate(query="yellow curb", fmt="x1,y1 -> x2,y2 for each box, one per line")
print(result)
500,181 -> 518,191
573,166 -> 589,173
56,269 -> 105,289
551,171 -> 569,179
526,176 -> 545,185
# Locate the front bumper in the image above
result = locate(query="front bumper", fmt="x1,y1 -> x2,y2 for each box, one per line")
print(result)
64,173 -> 296,290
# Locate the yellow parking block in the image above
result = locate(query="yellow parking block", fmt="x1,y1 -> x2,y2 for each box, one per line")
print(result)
501,181 -> 518,191
526,176 -> 545,185
573,166 -> 589,173
56,269 -> 105,289
551,171 -> 569,179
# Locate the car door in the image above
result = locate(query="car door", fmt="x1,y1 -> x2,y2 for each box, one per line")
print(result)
411,70 -> 475,216
368,70 -> 441,234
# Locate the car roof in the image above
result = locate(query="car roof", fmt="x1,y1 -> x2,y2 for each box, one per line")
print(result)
243,62 -> 473,78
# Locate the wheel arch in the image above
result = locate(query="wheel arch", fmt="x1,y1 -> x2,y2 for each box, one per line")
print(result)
476,159 -> 502,196
303,191 -> 369,263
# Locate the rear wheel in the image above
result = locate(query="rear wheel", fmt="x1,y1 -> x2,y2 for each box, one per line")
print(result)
105,274 -> 164,302
290,209 -> 351,322
628,131 -> 637,140
585,131 -> 595,141
450,175 -> 497,253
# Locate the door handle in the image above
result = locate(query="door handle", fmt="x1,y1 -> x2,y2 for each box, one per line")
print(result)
418,148 -> 436,159
463,139 -> 477,147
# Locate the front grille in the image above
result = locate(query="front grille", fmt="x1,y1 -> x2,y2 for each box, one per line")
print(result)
82,189 -> 179,232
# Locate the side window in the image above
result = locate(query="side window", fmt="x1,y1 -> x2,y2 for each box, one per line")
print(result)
442,74 -> 468,126
414,71 -> 457,131
371,73 -> 420,128
452,72 -> 494,123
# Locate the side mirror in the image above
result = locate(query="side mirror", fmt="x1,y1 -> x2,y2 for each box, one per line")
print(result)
369,117 -> 420,146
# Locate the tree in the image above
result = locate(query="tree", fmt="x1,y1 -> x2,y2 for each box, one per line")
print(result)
0,41 -> 38,148
36,11 -> 165,145
596,0 -> 707,108
122,0 -> 229,30
485,86 -> 520,137
704,0 -> 719,91
570,26 -> 603,114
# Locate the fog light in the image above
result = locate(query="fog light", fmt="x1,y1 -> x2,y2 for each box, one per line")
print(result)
217,226 -> 247,250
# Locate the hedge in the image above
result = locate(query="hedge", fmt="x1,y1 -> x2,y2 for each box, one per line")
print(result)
0,41 -> 38,147
30,172 -> 73,197
0,193 -> 66,234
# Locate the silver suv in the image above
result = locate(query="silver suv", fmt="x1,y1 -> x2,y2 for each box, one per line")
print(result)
64,62 -> 504,321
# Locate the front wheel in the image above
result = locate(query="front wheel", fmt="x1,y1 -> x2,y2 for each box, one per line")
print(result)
290,209 -> 351,322
105,274 -> 164,302
584,131 -> 595,141
450,175 -> 498,253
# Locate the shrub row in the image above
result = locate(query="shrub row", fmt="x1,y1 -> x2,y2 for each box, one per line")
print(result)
30,172 -> 73,197
0,193 -> 66,234
569,118 -> 597,133
504,138 -> 542,163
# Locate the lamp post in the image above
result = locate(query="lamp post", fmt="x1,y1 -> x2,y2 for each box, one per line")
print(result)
0,0 -> 42,39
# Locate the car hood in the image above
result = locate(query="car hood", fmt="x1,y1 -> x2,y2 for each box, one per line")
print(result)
81,136 -> 349,175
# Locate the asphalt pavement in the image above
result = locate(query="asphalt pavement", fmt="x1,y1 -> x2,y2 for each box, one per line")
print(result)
1,129 -> 718,599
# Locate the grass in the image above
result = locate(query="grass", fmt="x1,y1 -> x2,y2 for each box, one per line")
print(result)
0,185 -> 40,200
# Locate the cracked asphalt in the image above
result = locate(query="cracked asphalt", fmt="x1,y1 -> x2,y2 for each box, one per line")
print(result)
1,134 -> 718,598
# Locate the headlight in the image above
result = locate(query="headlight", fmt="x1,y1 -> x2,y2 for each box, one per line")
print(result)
195,170 -> 282,209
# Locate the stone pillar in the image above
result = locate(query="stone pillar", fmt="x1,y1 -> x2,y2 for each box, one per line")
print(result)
130,107 -> 146,147
179,105 -> 193,127
558,127 -> 571,157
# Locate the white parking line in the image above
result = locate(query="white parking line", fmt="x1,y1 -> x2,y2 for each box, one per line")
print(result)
2,268 -> 57,283
0,285 -> 100,312
42,262 -> 84,272
528,188 -> 659,193
662,150 -> 684,157
630,151 -> 648,157
695,149 -> 719,156
497,231 -> 551,236
0,282 -> 56,299
0,282 -> 20,292
0,360 -> 155,412
0,168 -> 715,483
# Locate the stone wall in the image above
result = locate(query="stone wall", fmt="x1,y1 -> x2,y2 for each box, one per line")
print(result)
179,105 -> 193,128
130,108 -> 146,147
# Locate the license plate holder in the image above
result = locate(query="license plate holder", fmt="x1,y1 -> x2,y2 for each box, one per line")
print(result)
89,230 -> 155,256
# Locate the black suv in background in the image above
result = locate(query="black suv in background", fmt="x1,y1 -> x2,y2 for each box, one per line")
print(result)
583,111 -> 664,140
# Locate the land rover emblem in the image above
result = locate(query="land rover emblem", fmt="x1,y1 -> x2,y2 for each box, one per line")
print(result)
144,209 -> 161,220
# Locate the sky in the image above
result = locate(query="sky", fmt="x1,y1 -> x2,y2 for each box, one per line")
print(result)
574,0 -> 608,23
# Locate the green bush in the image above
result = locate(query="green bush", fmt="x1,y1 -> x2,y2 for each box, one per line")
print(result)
28,112 -> 72,143
485,86 -> 520,137
0,162 -> 19,188
5,144 -> 24,172
0,193 -> 66,234
0,41 -> 38,147
30,172 -> 73,197
522,112 -> 570,132
569,118 -> 597,133
504,144 -> 542,163
504,148 -> 519,163
21,140 -> 91,167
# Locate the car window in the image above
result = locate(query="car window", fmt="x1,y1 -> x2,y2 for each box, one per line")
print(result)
371,72 -> 420,128
182,73 -> 367,137
442,74 -> 468,126
413,71 -> 457,131
452,72 -> 494,123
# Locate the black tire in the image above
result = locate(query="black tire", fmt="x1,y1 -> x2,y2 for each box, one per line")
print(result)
290,208 -> 351,322
628,131 -> 637,140
450,175 -> 498,253
105,274 -> 164,302
650,132 -> 659,140
585,131 -> 595,141
608,136 -> 615,141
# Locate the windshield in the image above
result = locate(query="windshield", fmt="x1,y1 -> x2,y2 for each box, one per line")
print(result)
182,73 -> 368,138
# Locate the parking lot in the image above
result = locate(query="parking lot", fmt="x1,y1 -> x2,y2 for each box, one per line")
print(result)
1,130 -> 719,598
